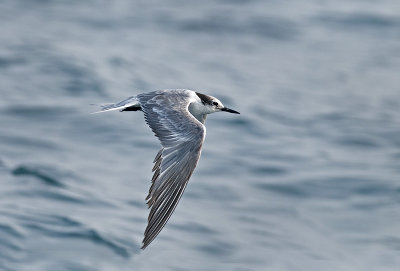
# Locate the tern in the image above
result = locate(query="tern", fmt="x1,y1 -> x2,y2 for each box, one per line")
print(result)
95,89 -> 239,249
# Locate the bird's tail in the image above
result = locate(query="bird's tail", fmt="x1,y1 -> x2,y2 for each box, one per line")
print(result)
91,96 -> 141,114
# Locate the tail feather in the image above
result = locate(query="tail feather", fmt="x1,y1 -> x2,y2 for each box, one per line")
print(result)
91,96 -> 141,114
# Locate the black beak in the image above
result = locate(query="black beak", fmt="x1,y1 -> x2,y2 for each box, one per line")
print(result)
221,107 -> 240,114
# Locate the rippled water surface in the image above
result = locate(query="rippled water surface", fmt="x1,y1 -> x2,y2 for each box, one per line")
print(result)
1,0 -> 400,270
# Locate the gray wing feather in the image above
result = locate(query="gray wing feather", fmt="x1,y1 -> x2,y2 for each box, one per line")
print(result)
138,90 -> 205,249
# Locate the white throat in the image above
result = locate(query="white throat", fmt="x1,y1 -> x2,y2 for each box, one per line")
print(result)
188,101 -> 212,124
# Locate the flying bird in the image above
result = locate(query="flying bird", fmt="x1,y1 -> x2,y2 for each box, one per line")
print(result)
95,89 -> 239,249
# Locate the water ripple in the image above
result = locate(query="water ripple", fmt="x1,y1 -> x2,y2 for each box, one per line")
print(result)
0,223 -> 24,269
161,15 -> 299,40
12,165 -> 65,187
195,240 -> 235,257
315,13 -> 400,30
170,222 -> 218,235
4,105 -> 73,119
0,55 -> 26,68
313,11 -> 400,42
10,213 -> 134,258
0,224 -> 24,239
256,176 -> 397,201
40,56 -> 105,95
250,165 -> 287,176
25,222 -> 131,257
335,136 -> 380,148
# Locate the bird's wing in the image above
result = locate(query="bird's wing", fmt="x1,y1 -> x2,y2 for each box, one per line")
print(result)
137,90 -> 205,249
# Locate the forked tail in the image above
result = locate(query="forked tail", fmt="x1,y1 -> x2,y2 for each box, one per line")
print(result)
91,96 -> 141,114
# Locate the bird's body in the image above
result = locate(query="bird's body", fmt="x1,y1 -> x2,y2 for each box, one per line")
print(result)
95,89 -> 239,249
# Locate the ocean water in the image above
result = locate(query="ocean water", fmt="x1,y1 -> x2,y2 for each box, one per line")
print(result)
0,0 -> 399,270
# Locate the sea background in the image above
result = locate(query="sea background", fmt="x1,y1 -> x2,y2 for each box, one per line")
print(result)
0,1 -> 399,270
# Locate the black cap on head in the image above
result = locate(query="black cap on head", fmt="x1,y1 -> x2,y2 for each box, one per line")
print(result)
195,92 -> 214,105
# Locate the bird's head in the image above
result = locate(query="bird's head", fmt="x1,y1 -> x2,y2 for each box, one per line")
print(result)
195,92 -> 240,115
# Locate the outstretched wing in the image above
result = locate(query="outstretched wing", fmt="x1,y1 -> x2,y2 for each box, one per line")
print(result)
138,90 -> 205,249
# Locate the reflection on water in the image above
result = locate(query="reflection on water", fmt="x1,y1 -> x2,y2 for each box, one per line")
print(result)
1,0 -> 400,270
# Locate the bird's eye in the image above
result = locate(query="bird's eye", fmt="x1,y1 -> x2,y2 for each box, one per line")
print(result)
213,101 -> 218,106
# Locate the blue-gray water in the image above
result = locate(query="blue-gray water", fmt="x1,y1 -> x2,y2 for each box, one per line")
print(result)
1,1 -> 399,270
